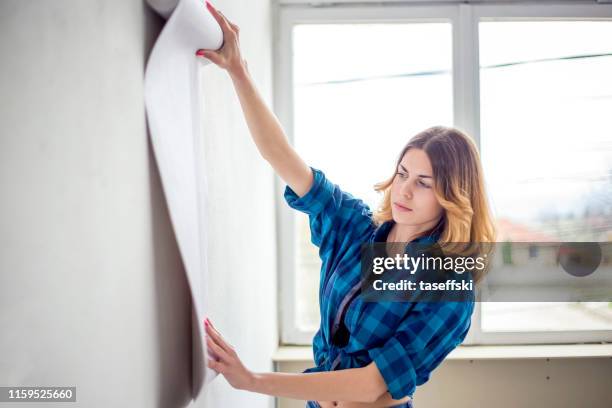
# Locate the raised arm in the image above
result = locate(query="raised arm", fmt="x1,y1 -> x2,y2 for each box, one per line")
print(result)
197,2 -> 313,197
229,66 -> 313,197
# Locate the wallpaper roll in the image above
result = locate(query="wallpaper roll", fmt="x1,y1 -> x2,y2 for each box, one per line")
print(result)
144,0 -> 223,398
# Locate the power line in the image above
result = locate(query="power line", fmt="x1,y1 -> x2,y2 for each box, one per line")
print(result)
298,52 -> 612,86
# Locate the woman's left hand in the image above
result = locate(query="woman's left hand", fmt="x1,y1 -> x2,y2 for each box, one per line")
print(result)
205,318 -> 255,391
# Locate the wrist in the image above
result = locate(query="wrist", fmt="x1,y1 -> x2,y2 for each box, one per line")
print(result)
244,371 -> 261,393
229,60 -> 249,81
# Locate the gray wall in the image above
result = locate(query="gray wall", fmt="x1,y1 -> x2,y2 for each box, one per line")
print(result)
0,1 -> 276,407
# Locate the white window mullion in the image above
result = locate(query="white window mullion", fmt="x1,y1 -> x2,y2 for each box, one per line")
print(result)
453,4 -> 481,147
453,3 -> 484,345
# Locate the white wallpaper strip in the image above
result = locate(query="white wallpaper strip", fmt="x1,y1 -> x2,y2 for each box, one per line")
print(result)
144,0 -> 223,399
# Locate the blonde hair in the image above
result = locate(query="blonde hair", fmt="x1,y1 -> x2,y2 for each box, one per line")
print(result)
373,126 -> 497,284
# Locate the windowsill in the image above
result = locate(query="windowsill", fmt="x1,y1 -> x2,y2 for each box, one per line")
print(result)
273,343 -> 612,362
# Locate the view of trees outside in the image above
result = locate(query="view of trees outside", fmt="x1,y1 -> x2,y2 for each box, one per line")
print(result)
290,21 -> 612,336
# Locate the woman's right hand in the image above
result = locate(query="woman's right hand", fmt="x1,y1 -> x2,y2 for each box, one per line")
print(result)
196,1 -> 246,77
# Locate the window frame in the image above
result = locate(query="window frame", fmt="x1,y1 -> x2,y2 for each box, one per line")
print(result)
273,0 -> 612,346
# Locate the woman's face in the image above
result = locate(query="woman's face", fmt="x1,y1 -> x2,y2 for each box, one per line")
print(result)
390,148 -> 444,227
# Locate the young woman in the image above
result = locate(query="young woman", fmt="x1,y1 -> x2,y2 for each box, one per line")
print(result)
197,2 -> 496,407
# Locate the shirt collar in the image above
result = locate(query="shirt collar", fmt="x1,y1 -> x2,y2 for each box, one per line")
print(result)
372,220 -> 441,244
373,220 -> 394,243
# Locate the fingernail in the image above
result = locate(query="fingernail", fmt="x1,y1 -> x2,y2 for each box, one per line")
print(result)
195,50 -> 205,56
204,319 -> 209,327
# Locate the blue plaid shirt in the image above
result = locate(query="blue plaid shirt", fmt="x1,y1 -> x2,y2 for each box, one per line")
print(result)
284,167 -> 475,407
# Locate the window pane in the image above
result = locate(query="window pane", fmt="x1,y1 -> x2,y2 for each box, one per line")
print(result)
292,23 -> 453,331
479,21 -> 612,332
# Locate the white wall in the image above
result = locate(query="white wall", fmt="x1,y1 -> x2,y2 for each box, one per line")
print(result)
196,0 -> 278,407
0,1 -> 277,407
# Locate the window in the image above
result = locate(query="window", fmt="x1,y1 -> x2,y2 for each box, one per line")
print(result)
275,1 -> 612,345
478,18 -> 612,338
293,22 -> 453,332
